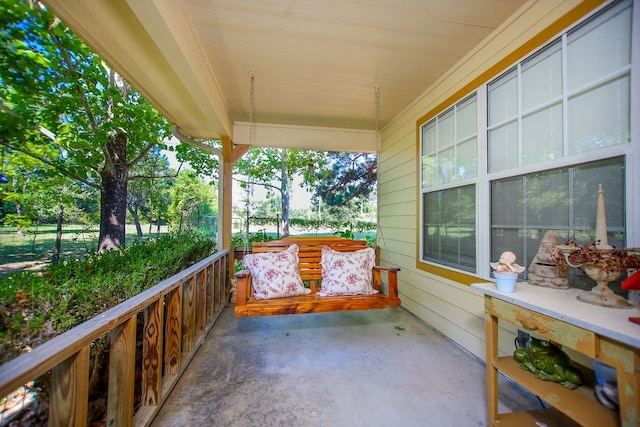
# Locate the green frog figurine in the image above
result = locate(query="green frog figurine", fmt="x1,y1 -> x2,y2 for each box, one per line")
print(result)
513,336 -> 583,389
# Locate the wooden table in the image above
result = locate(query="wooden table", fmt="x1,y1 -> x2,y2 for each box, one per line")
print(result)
472,281 -> 640,427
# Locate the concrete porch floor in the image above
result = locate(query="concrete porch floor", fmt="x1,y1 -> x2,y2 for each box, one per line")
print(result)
151,306 -> 541,426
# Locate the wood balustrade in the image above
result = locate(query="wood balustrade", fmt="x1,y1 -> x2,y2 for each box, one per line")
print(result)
0,250 -> 230,427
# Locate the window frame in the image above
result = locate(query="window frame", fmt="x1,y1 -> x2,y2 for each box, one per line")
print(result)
417,0 -> 639,281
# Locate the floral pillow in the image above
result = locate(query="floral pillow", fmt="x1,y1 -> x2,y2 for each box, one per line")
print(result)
318,246 -> 378,296
243,244 -> 310,300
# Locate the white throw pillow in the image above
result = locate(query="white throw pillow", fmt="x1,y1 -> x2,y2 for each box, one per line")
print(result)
243,244 -> 310,300
318,245 -> 378,296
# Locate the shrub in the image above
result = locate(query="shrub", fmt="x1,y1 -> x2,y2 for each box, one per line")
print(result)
0,231 -> 215,365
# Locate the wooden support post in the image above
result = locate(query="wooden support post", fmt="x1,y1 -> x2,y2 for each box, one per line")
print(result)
222,136 -> 249,278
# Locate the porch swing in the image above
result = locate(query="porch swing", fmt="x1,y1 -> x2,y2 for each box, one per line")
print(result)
234,78 -> 400,317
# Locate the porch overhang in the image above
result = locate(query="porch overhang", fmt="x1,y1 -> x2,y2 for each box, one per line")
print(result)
40,0 -> 529,151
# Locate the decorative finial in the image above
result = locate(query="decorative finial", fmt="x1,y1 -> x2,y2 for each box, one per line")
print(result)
595,184 -> 612,251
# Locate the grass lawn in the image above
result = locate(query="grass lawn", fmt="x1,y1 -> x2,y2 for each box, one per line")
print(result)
0,224 -> 169,277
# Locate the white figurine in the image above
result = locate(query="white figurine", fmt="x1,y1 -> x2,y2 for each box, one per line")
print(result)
490,251 -> 525,274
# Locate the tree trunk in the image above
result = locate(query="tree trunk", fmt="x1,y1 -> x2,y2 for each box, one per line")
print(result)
98,132 -> 129,252
128,205 -> 143,239
52,204 -> 64,264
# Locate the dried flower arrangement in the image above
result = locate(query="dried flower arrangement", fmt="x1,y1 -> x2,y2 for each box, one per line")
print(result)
555,236 -> 640,275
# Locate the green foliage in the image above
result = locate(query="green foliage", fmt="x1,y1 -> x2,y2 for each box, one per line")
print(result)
0,231 -> 215,364
332,221 -> 377,245
0,1 -> 171,248
128,146 -> 175,234
313,152 -> 377,206
233,147 -> 325,236
3,213 -> 31,230
231,229 -> 273,248
168,170 -> 217,233
288,217 -> 376,233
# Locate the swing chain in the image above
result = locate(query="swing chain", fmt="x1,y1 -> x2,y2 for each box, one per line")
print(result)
374,83 -> 381,153
374,83 -> 387,254
249,71 -> 255,147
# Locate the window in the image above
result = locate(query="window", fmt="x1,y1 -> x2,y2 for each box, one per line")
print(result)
423,185 -> 476,272
421,94 -> 478,188
421,95 -> 478,271
419,0 -> 634,278
491,157 -> 626,276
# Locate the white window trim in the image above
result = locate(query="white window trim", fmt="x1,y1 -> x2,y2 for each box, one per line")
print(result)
629,0 -> 640,248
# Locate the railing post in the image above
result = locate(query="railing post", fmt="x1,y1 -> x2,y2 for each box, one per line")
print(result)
196,269 -> 207,337
141,298 -> 164,407
182,276 -> 197,353
165,286 -> 183,376
50,346 -> 89,427
107,316 -> 137,427
206,264 -> 214,323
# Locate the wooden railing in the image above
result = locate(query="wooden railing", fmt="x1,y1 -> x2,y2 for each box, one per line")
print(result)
0,250 -> 230,427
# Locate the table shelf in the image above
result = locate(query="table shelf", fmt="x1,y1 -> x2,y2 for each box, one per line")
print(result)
495,356 -> 618,426
472,281 -> 640,427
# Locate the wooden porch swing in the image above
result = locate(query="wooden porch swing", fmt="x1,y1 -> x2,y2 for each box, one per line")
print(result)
234,236 -> 400,316
234,80 -> 400,317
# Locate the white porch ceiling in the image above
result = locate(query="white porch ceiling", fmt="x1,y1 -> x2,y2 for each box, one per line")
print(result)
42,0 -> 528,151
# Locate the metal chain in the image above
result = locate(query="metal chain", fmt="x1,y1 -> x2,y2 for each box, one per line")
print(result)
374,83 -> 381,152
249,71 -> 255,146
374,83 -> 388,253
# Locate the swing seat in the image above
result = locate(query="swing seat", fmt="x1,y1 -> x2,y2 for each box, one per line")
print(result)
234,237 -> 400,317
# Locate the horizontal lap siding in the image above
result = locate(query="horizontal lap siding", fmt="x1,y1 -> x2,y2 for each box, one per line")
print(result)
377,0 -> 590,360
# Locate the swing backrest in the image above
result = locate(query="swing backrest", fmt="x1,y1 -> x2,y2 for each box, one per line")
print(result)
250,237 -> 369,292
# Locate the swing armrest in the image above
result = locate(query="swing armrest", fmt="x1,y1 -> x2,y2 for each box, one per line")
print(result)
372,266 -> 401,304
235,270 -> 252,307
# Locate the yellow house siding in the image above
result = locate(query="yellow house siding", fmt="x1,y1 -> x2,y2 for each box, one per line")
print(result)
378,0 -> 609,360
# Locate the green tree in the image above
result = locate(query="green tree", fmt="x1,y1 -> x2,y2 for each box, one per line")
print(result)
0,0 -> 170,250
1,144 -> 96,230
127,146 -> 174,238
314,152 -> 377,207
168,170 -> 217,234
234,147 -> 322,237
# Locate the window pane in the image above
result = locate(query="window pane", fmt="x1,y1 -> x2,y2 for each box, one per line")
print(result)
491,158 -> 625,283
521,41 -> 562,111
438,108 -> 455,149
492,177 -> 524,227
567,2 -> 632,91
423,120 -> 437,155
423,185 -> 476,272
457,138 -> 477,180
522,103 -> 563,165
488,121 -> 518,172
572,158 -> 625,238
568,75 -> 630,154
488,68 -> 517,125
457,95 -> 477,141
421,155 -> 437,188
438,146 -> 455,184
525,169 -> 569,227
